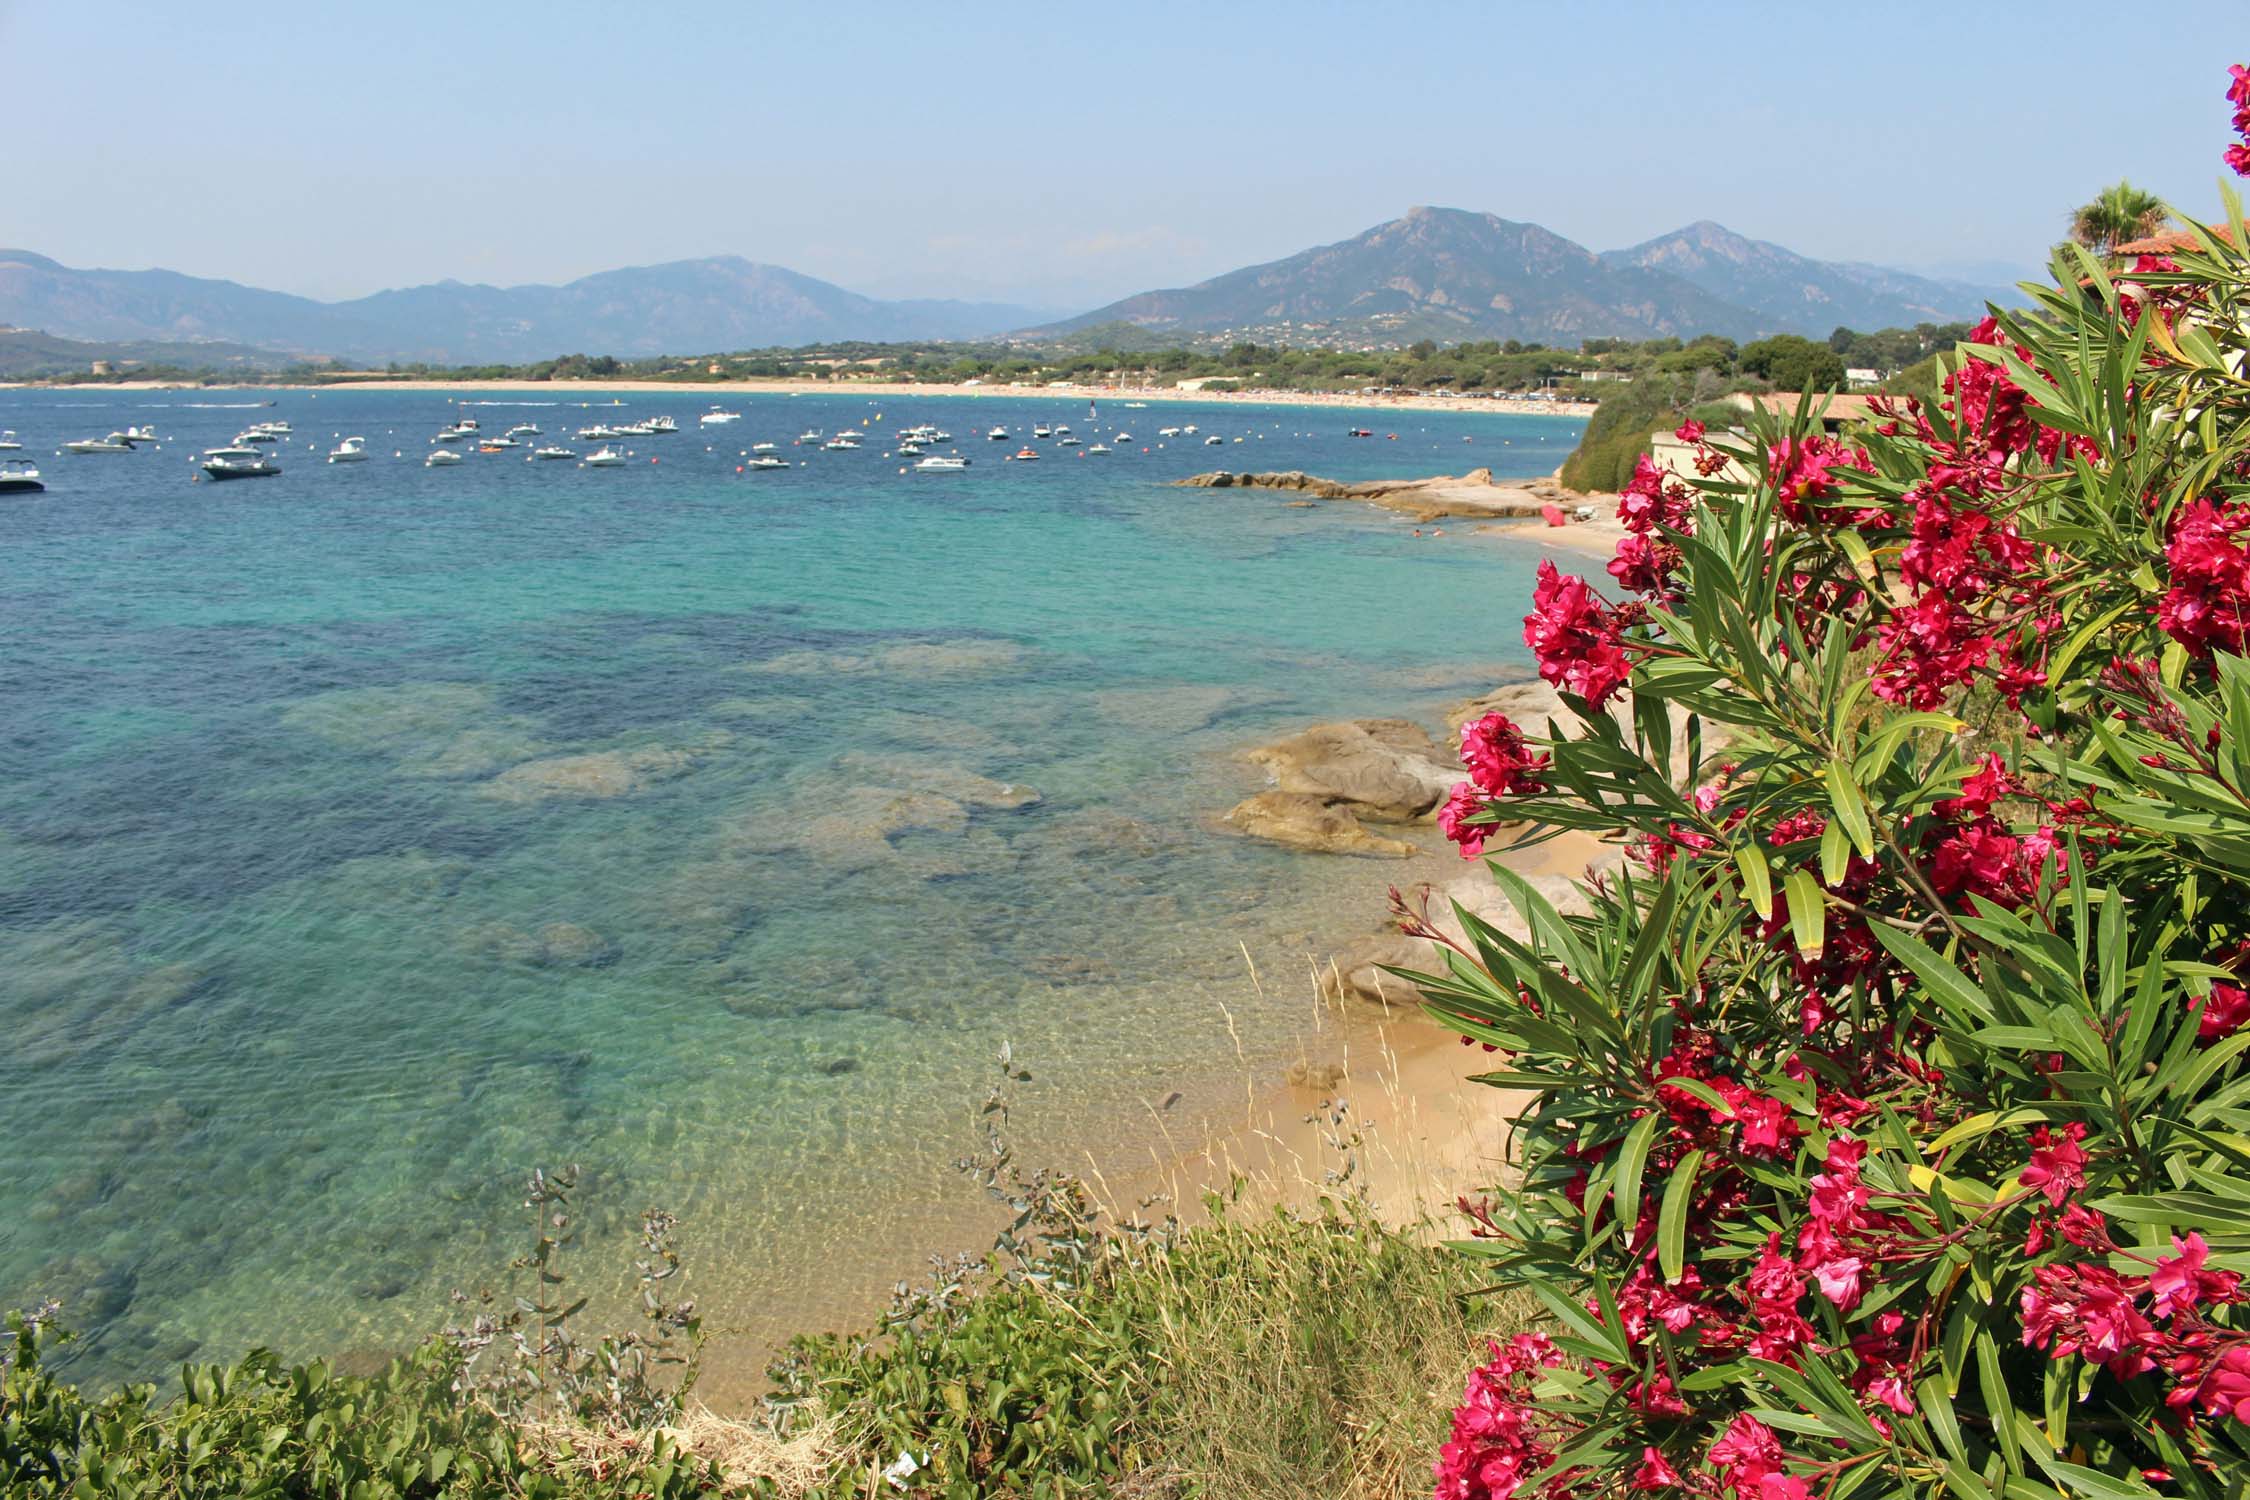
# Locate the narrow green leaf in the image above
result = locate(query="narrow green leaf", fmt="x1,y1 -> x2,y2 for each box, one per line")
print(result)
1658,1148 -> 1704,1283
1785,869 -> 1826,958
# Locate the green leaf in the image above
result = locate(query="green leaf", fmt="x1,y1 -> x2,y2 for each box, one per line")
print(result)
1612,1113 -> 1661,1240
1784,869 -> 1826,958
1657,1149 -> 1704,1283
1734,840 -> 1774,920
1824,758 -> 1876,858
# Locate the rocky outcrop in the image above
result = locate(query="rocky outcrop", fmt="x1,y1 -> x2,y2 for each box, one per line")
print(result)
1175,469 -> 1569,522
1244,718 -> 1458,822
1223,791 -> 1420,858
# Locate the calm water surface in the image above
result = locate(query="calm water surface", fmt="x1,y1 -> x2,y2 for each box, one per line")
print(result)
0,387 -> 1576,1387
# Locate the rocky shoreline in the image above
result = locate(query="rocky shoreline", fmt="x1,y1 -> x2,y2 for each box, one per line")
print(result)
1215,675 -> 1616,1013
1175,467 -> 1584,523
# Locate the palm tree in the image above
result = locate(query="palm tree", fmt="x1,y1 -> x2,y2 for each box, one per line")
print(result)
2068,180 -> 2168,257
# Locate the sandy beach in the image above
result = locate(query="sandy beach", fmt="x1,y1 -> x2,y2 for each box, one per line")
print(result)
11,373 -> 1596,419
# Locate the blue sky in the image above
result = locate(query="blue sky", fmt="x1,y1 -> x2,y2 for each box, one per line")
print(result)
7,0 -> 2241,310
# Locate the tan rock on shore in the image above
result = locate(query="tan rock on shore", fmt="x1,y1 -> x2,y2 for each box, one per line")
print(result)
1176,468 -> 1580,523
1223,791 -> 1421,858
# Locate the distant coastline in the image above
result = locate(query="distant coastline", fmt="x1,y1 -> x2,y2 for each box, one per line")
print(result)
1,374 -> 1597,419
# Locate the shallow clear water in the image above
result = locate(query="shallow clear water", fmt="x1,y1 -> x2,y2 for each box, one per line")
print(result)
0,387 -> 1574,1388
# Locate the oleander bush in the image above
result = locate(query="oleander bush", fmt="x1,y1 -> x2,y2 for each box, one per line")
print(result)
1413,82 -> 2250,1500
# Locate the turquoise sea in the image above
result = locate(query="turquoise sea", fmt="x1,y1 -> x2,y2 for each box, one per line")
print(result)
0,387 -> 1576,1391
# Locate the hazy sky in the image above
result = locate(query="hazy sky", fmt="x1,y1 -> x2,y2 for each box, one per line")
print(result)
8,0 -> 2241,311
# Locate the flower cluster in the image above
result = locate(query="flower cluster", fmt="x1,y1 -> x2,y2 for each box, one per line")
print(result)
1523,560 -> 1634,707
1434,1333 -> 1566,1500
1439,712 -> 1551,858
1423,74 -> 2250,1500
2229,63 -> 2250,175
2159,498 -> 2250,657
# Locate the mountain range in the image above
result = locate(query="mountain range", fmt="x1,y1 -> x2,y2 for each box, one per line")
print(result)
1025,209 -> 2002,347
1,212 -> 2009,366
0,250 -> 1058,364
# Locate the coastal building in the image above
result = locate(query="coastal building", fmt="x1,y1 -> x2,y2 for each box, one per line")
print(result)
1724,390 -> 1886,435
1845,367 -> 1881,389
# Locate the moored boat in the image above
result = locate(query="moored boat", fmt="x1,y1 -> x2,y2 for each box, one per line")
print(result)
530,446 -> 576,461
913,454 -> 970,472
584,446 -> 627,467
64,437 -> 132,454
426,449 -> 464,467
327,436 -> 370,463
0,461 -> 45,494
201,446 -> 280,480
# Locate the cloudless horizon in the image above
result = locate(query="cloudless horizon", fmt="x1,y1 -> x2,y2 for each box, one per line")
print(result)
9,0 -> 2243,312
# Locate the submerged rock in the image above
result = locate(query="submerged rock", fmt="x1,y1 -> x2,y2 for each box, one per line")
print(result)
1223,791 -> 1420,858
481,745 -> 707,802
835,752 -> 1041,810
743,638 -> 1029,679
458,920 -> 618,967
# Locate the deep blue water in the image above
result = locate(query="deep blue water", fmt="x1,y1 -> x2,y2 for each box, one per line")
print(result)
0,386 -> 1576,1386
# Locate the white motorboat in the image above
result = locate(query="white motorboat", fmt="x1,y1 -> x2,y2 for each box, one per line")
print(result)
1056,435 -> 1083,447
1114,433 -> 1132,443
1088,443 -> 1112,455
798,428 -> 822,442
0,431 -> 21,450
327,436 -> 370,463
1182,424 -> 1199,435
237,427 -> 280,444
584,446 -> 627,467
64,437 -> 131,454
987,426 -> 1009,441
837,428 -> 867,440
746,455 -> 790,470
531,446 -> 576,461
821,436 -> 860,451
506,423 -> 541,438
480,436 -> 521,450
1204,434 -> 1223,446
1052,425 -> 1071,436
426,449 -> 464,467
121,425 -> 161,445
577,424 -> 628,441
431,429 -> 467,445
201,446 -> 280,480
1033,425 -> 1052,438
447,418 -> 476,434
0,461 -> 44,494
642,415 -> 678,434
751,441 -> 778,453
700,407 -> 743,425
258,420 -> 294,436
1158,427 -> 1181,438
898,442 -> 926,457
913,454 -> 970,472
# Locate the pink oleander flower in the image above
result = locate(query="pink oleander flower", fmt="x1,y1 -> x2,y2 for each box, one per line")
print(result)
1459,712 -> 1549,798
1523,560 -> 1632,707
2193,981 -> 2250,1042
2151,1232 -> 2242,1318
1438,782 -> 1495,860
2020,1122 -> 2090,1205
1632,1448 -> 1683,1490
